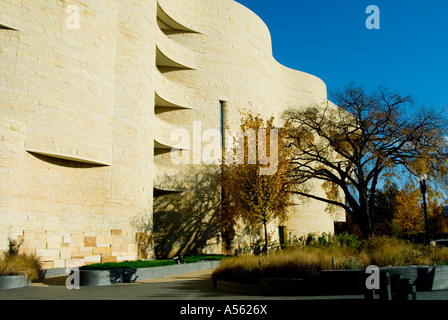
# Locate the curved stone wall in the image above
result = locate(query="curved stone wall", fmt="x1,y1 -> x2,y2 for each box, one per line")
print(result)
0,0 -> 344,266
153,0 -> 343,253
0,0 -> 157,268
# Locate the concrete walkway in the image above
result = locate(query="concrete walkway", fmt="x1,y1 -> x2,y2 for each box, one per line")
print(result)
1,268 -> 447,301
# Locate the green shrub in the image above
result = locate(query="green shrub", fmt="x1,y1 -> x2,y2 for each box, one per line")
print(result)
81,259 -> 176,270
336,232 -> 360,249
80,254 -> 230,270
305,233 -> 316,246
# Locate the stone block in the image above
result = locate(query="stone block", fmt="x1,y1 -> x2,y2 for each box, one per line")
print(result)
52,259 -> 66,269
96,234 -> 113,246
101,256 -> 117,263
46,242 -> 60,249
84,255 -> 101,264
92,246 -> 111,255
43,260 -> 54,269
36,248 -> 60,258
60,247 -> 72,259
84,236 -> 96,247
111,229 -> 122,236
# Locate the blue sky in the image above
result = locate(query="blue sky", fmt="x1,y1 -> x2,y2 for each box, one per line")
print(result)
235,0 -> 448,109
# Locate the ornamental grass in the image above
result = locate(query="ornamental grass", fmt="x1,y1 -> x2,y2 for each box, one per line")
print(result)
212,235 -> 448,284
0,252 -> 42,281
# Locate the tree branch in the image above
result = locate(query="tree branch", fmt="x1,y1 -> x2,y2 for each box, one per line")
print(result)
290,190 -> 352,215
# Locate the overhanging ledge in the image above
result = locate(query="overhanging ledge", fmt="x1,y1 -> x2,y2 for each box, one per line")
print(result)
26,148 -> 112,166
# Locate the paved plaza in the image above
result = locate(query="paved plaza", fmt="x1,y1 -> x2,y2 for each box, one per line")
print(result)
1,269 -> 446,319
1,269 -> 447,301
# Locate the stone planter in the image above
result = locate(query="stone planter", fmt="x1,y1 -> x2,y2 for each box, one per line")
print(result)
0,275 -> 29,290
215,265 -> 448,296
380,265 -> 448,291
80,260 -> 221,286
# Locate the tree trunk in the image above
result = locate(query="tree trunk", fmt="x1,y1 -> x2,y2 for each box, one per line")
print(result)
359,184 -> 373,239
357,207 -> 373,239
363,211 -> 373,239
263,217 -> 269,258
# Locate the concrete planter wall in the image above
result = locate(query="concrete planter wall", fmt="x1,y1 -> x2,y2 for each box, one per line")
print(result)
215,265 -> 448,296
80,260 -> 221,286
380,265 -> 448,291
309,265 -> 448,295
0,275 -> 28,290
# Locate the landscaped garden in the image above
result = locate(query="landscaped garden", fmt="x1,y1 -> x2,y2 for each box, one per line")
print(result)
2,233 -> 448,289
79,254 -> 230,271
0,252 -> 229,282
212,233 -> 448,285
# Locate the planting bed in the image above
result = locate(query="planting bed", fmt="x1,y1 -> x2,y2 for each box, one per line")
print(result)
79,260 -> 222,286
214,265 -> 448,296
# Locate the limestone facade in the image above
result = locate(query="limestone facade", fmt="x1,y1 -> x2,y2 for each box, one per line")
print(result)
0,0 -> 344,268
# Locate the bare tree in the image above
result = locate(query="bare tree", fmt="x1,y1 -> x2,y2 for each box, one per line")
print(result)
282,85 -> 448,238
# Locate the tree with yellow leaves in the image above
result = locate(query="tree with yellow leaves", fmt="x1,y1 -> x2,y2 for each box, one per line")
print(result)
392,183 -> 448,241
221,112 -> 292,257
392,185 -> 425,239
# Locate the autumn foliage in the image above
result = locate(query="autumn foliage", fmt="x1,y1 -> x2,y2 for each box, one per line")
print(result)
392,183 -> 448,241
220,113 -> 292,256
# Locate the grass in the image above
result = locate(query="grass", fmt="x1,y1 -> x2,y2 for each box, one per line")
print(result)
0,251 -> 229,279
0,253 -> 42,281
212,235 -> 448,285
80,254 -> 230,270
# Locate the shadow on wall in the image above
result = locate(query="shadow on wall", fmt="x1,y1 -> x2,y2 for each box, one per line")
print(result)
153,165 -> 222,258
